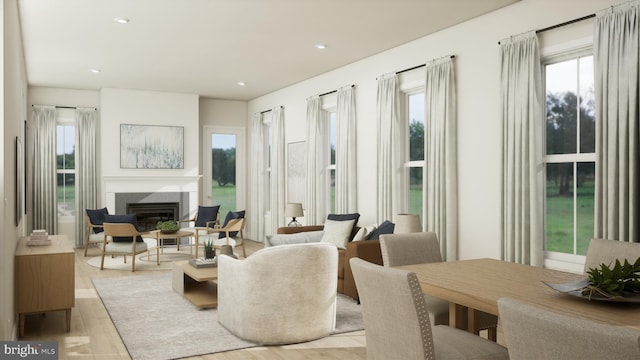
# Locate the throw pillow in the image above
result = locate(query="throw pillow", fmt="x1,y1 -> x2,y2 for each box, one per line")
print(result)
321,219 -> 356,249
265,230 -> 324,247
86,207 -> 109,233
195,205 -> 221,227
103,214 -> 143,243
327,212 -> 360,239
218,210 -> 246,238
353,224 -> 377,241
368,220 -> 395,240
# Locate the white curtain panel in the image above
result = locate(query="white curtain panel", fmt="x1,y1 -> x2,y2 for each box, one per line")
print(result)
424,58 -> 458,261
305,96 -> 327,224
499,32 -> 544,266
376,73 -> 403,223
270,107 -> 286,233
250,112 -> 265,242
74,108 -> 97,248
32,105 -> 58,234
336,85 -> 357,214
594,2 -> 640,243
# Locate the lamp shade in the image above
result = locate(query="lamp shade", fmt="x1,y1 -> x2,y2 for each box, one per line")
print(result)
285,203 -> 304,218
393,214 -> 422,234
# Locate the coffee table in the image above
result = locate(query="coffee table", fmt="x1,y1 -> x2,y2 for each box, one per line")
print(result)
155,230 -> 193,252
171,260 -> 218,309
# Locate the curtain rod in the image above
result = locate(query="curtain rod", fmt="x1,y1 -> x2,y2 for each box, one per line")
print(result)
375,55 -> 456,79
260,105 -> 283,114
31,104 -> 97,110
318,84 -> 355,97
396,55 -> 456,75
498,13 -> 596,44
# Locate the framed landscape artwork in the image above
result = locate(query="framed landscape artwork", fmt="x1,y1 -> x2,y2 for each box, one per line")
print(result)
120,124 -> 184,169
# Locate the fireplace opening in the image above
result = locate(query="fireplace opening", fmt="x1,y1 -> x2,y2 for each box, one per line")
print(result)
127,202 -> 179,232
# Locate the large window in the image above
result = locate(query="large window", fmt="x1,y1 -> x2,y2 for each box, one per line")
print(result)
327,111 -> 337,214
544,52 -> 595,256
56,123 -> 75,217
406,92 -> 425,222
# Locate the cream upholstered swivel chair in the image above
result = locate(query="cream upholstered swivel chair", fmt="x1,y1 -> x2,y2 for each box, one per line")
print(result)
350,258 -> 508,360
498,297 -> 640,360
583,238 -> 640,273
379,232 -> 499,341
217,242 -> 338,345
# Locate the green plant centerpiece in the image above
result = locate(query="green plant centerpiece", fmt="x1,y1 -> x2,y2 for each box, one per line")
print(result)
204,239 -> 215,259
156,220 -> 179,234
583,258 -> 640,299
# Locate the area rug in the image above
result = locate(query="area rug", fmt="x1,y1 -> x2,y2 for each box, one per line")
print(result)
87,246 -> 193,271
92,273 -> 363,360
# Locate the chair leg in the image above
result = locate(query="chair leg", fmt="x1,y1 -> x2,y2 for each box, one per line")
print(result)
240,242 -> 246,258
84,242 -> 89,257
487,326 -> 497,342
100,253 -> 106,270
131,253 -> 136,272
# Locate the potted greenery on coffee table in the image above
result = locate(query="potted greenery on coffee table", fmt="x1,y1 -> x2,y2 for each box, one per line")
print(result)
157,220 -> 180,234
204,239 -> 215,259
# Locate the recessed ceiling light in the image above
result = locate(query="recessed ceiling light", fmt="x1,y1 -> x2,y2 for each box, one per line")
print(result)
90,68 -> 101,73
114,17 -> 130,24
315,44 -> 327,49
237,82 -> 246,86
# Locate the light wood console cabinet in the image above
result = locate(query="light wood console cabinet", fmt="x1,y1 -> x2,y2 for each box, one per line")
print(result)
15,235 -> 75,337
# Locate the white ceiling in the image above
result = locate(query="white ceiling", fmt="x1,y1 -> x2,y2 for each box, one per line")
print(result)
18,0 -> 518,101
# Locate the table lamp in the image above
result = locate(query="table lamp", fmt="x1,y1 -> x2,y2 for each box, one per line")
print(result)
285,203 -> 304,226
393,213 -> 422,233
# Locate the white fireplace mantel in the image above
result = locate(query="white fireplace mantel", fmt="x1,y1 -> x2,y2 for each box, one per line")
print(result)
103,175 -> 202,214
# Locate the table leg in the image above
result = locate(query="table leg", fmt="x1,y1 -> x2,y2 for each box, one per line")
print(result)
19,314 -> 25,337
66,309 -> 72,332
449,303 -> 468,330
467,308 -> 481,335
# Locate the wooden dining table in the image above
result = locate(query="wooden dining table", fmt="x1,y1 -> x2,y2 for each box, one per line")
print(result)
396,258 -> 640,333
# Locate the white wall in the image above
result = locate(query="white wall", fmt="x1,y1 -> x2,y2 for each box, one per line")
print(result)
2,0 -> 28,340
246,0 -> 627,259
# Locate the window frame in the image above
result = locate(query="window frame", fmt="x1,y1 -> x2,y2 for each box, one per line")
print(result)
398,78 -> 426,220
541,45 -> 596,273
56,110 -> 76,222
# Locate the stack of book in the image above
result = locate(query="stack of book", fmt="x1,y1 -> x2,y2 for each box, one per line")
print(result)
27,229 -> 51,246
189,257 -> 217,268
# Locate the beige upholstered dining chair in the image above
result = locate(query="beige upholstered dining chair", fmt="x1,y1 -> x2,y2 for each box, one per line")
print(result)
101,223 -> 158,272
498,297 -> 640,360
583,238 -> 640,273
379,232 -> 499,341
350,258 -> 509,360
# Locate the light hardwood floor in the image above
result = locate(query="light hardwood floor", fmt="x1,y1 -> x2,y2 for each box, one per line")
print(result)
18,238 -> 367,359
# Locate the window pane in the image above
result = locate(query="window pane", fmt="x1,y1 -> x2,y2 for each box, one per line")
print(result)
408,167 -> 423,223
329,169 -> 336,214
545,163 -> 574,253
409,94 -> 425,161
330,112 -> 336,165
212,134 -> 236,213
56,125 -> 75,170
57,173 -> 75,216
576,162 -> 595,255
546,59 -> 577,155
579,56 -> 595,153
